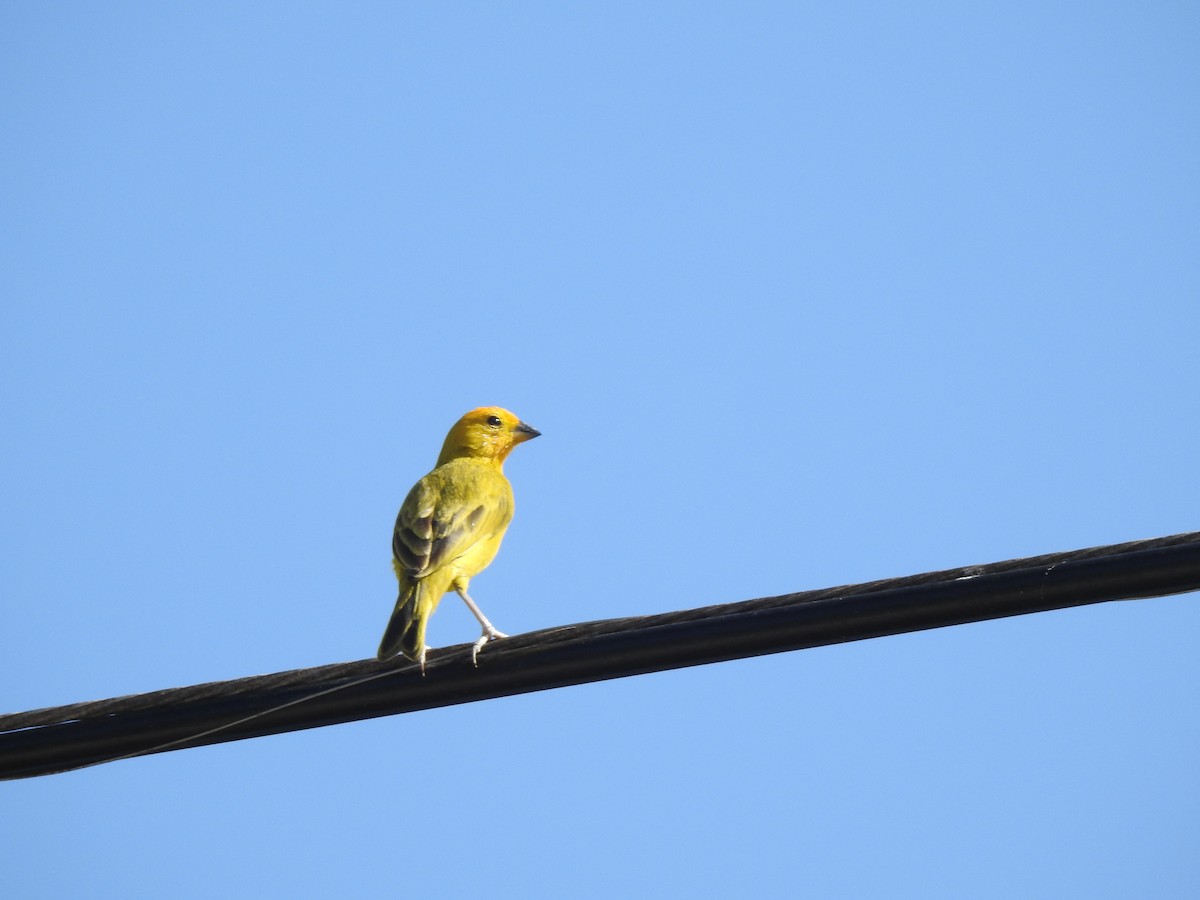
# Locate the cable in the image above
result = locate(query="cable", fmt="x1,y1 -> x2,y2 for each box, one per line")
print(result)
2,530 -> 1198,780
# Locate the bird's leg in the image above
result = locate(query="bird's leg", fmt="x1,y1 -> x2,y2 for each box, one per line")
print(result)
455,587 -> 508,665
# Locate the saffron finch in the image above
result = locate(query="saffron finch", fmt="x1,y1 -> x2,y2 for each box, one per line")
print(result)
377,407 -> 540,671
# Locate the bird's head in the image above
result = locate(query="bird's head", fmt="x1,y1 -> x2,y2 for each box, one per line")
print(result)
437,407 -> 541,466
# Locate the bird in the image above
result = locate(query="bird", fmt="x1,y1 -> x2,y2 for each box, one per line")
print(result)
377,407 -> 540,672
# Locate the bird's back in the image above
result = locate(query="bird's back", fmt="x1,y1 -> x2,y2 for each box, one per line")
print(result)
393,457 -> 514,586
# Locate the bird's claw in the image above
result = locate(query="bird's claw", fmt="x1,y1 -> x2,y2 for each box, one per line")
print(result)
471,628 -> 509,666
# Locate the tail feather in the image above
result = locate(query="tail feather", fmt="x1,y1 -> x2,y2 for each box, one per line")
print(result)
377,579 -> 445,669
399,587 -> 430,664
377,582 -> 421,661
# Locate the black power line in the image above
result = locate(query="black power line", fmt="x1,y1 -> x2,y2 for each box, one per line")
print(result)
2,531 -> 1198,780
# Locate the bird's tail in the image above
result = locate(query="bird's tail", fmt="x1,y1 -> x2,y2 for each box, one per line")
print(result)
377,581 -> 434,667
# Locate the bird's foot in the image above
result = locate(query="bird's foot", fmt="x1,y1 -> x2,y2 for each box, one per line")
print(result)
470,628 -> 509,666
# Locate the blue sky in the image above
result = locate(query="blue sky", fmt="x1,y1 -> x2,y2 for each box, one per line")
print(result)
2,2 -> 1198,897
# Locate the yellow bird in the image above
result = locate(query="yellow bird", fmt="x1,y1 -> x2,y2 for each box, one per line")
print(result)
377,407 -> 540,671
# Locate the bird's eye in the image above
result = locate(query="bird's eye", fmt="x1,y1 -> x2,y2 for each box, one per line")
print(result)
486,415 -> 502,428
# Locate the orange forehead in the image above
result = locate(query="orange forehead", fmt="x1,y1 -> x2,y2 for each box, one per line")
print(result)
458,406 -> 519,427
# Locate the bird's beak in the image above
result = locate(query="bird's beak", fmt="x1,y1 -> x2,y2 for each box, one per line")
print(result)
513,421 -> 541,442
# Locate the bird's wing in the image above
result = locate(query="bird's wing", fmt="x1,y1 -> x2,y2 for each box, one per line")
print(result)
392,464 -> 511,578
